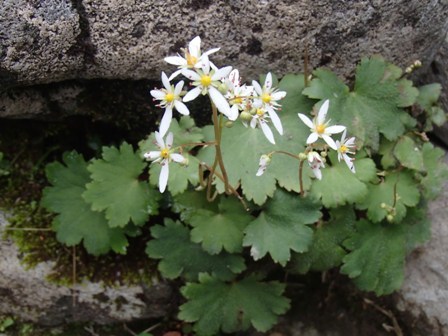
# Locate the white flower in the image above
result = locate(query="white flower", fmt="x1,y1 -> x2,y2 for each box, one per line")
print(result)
182,60 -> 235,120
307,151 -> 325,180
224,69 -> 254,120
256,154 -> 272,176
164,36 -> 220,80
298,100 -> 345,150
248,108 -> 276,144
143,132 -> 186,193
336,129 -> 356,173
252,72 -> 286,135
150,72 -> 190,137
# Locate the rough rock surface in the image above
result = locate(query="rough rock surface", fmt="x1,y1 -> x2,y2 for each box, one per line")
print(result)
0,211 -> 173,325
394,154 -> 448,336
1,0 -> 448,87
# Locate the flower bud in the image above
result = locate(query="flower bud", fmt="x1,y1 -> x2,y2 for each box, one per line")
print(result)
225,121 -> 234,128
239,111 -> 252,121
298,152 -> 308,161
386,214 -> 394,223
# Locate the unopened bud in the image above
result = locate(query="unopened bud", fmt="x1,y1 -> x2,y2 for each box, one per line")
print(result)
239,111 -> 252,121
386,214 -> 394,223
181,158 -> 189,166
380,203 -> 387,209
225,121 -> 234,128
320,151 -> 327,158
298,152 -> 308,161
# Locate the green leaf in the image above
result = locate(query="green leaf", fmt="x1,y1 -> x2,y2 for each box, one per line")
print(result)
420,142 -> 448,199
341,219 -> 407,295
83,143 -> 160,228
303,56 -> 416,150
198,75 -> 314,205
393,136 -> 424,171
243,189 -> 321,265
179,273 -> 290,335
172,190 -> 219,222
417,83 -> 442,110
356,170 -> 420,223
41,152 -> 129,255
396,79 -> 419,107
310,156 -> 377,208
404,206 -> 430,252
188,196 -> 253,254
289,207 -> 356,274
146,219 -> 246,281
378,139 -> 397,169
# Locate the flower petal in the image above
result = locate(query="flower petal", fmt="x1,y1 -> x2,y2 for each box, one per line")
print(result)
183,87 -> 202,102
174,80 -> 184,95
166,132 -> 174,148
174,100 -> 190,115
322,134 -> 337,150
267,109 -> 283,135
159,108 -> 173,137
272,91 -> 287,100
209,87 -> 231,117
171,153 -> 185,163
343,154 -> 356,173
202,47 -> 220,57
251,80 -> 263,95
317,99 -> 330,124
144,151 -> 161,160
164,56 -> 186,66
227,105 -> 239,121
298,113 -> 315,129
189,36 -> 201,57
155,131 -> 165,148
150,89 -> 165,100
260,121 -> 276,144
264,72 -> 272,90
181,69 -> 201,81
340,129 -> 347,143
326,125 -> 346,135
306,132 -> 319,144
312,166 -> 323,180
159,163 -> 169,193
161,72 -> 171,91
212,66 -> 232,81
168,69 -> 183,81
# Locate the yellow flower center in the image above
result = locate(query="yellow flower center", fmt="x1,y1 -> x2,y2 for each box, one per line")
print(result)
231,97 -> 243,105
339,144 -> 348,153
316,124 -> 326,134
200,75 -> 212,87
256,108 -> 265,117
261,93 -> 271,104
186,52 -> 198,67
161,148 -> 170,159
165,93 -> 175,102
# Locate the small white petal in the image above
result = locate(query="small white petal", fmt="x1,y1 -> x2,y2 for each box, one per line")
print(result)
340,129 -> 347,143
144,151 -> 161,160
298,113 -> 315,129
209,87 -> 231,117
189,36 -> 201,57
267,109 -> 283,135
168,69 -> 182,81
181,69 -> 201,81
183,87 -> 202,102
161,72 -> 171,91
251,80 -> 263,95
164,56 -> 186,66
159,108 -> 173,137
250,117 -> 257,129
265,72 -> 272,89
202,47 -> 220,57
322,134 -> 337,150
229,69 -> 240,85
260,121 -> 276,144
166,132 -> 174,148
346,137 -> 356,146
306,132 -> 319,144
317,100 -> 330,124
174,100 -> 190,115
159,163 -> 169,193
312,166 -> 323,180
171,153 -> 185,163
272,91 -> 287,100
174,80 -> 184,95
150,89 -> 165,100
326,125 -> 346,135
227,105 -> 239,121
250,246 -> 261,260
155,131 -> 165,148
212,66 -> 233,81
343,154 -> 356,173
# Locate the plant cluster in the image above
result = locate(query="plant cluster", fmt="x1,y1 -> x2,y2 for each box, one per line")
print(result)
40,37 -> 447,335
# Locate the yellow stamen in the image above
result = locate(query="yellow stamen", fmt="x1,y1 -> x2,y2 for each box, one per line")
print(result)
161,148 -> 170,159
339,144 -> 348,153
231,97 -> 243,105
261,93 -> 271,104
186,52 -> 198,67
256,108 -> 265,117
165,93 -> 175,102
316,124 -> 326,134
200,75 -> 212,87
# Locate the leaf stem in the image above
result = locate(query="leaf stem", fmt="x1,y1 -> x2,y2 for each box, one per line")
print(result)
299,159 -> 305,196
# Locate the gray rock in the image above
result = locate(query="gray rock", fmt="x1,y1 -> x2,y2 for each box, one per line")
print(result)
394,154 -> 448,335
1,0 -> 447,87
0,211 -> 173,325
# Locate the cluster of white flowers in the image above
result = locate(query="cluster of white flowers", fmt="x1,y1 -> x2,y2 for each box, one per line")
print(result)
145,36 -> 288,192
257,99 -> 356,180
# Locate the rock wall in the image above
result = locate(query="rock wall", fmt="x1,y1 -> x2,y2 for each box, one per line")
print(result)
1,0 -> 448,118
